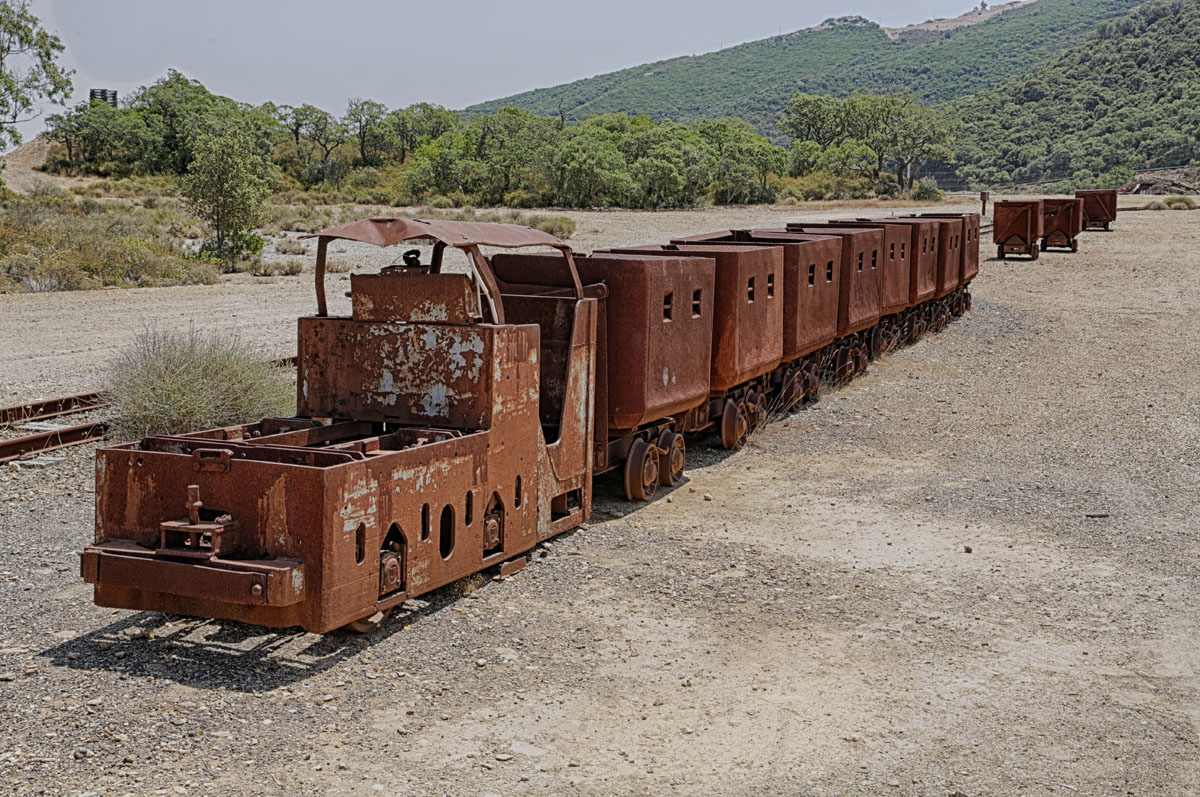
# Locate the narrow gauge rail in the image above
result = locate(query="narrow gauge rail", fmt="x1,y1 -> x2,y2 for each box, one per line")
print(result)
0,358 -> 297,464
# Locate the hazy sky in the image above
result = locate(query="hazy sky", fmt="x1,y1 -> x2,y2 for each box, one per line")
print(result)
17,0 -> 980,143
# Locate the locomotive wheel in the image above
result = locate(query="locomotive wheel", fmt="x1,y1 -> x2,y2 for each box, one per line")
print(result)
342,607 -> 394,634
657,430 -> 685,487
624,438 -> 660,501
720,399 -> 749,451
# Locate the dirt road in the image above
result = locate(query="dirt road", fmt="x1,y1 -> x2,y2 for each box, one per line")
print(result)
1,203 -> 1198,795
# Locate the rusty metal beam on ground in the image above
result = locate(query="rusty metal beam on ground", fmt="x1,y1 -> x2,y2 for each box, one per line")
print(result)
0,392 -> 104,426
0,421 -> 108,463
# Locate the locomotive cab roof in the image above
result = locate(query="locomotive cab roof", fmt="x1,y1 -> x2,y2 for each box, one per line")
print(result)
302,217 -> 582,324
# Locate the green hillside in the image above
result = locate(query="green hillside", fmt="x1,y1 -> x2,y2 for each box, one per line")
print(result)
954,0 -> 1200,185
466,0 -> 1141,140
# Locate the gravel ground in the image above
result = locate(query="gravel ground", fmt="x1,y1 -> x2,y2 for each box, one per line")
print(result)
1,202 -> 1198,796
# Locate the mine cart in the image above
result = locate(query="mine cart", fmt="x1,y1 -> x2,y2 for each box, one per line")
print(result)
776,225 -> 884,337
993,200 -> 1045,260
915,213 -> 981,286
670,229 -> 841,404
602,244 -> 783,450
1076,189 -> 1117,230
836,218 -> 939,307
1041,198 -> 1084,252
492,251 -> 715,501
82,219 -> 599,633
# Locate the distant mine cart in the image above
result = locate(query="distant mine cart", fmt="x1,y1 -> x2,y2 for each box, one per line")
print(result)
1075,189 -> 1118,231
993,200 -> 1044,260
1041,198 -> 1084,252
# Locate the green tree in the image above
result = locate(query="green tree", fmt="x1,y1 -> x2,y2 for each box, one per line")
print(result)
890,95 -> 960,188
300,106 -> 347,162
0,0 -> 72,150
182,129 -> 271,267
344,97 -> 387,165
777,93 -> 845,147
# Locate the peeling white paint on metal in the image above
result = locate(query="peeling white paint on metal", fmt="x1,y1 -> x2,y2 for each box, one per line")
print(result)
422,384 -> 450,417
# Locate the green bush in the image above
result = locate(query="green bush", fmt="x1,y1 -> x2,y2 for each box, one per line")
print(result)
427,194 -> 455,209
105,327 -> 295,440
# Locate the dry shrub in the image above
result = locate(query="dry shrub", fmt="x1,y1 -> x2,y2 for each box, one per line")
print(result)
1142,200 -> 1170,210
250,259 -> 304,276
105,327 -> 295,440
1165,195 -> 1197,210
523,214 -> 576,239
324,257 -> 351,273
276,237 -> 307,255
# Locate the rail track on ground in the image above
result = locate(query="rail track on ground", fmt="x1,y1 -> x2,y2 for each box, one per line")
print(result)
0,357 -> 297,464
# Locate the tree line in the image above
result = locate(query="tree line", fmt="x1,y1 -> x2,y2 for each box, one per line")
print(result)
40,70 -> 961,209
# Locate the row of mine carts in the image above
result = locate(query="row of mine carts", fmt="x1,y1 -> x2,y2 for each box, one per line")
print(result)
81,213 -> 980,633
994,189 -> 1118,259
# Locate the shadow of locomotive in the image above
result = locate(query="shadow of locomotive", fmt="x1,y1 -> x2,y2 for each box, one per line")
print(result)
38,587 -> 465,692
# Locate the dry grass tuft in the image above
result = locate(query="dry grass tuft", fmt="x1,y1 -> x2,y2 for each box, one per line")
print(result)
105,327 -> 294,440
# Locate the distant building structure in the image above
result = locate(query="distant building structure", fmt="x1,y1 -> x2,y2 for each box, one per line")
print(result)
89,89 -> 118,107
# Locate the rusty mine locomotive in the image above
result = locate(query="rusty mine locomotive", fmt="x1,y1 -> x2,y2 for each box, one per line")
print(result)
81,212 -> 982,634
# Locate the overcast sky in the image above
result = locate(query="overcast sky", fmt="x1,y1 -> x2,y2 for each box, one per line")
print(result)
16,0 -> 980,144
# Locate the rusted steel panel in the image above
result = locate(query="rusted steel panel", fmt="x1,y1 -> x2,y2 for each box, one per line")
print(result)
993,200 -> 1044,258
351,273 -> 481,323
297,319 -> 497,429
669,230 -> 841,361
1076,189 -> 1117,229
1041,198 -> 1084,250
600,244 -> 784,394
917,213 -> 981,285
778,225 -> 884,335
492,252 -> 714,433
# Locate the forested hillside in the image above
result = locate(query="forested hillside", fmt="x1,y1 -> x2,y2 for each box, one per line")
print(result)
954,0 -> 1200,186
466,0 -> 1141,139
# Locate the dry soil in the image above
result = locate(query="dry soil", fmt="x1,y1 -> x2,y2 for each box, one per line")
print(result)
1,201 -> 1198,796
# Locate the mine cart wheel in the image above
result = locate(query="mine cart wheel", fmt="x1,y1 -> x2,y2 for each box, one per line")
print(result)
869,326 -> 885,360
657,430 -> 686,487
1040,239 -> 1048,251
834,347 -> 854,384
1104,222 -> 1111,231
744,390 -> 765,431
964,291 -> 972,312
1030,247 -> 1040,261
804,369 -> 820,403
720,399 -> 749,451
342,607 -> 394,634
997,246 -> 1005,260
624,438 -> 661,501
780,368 -> 802,410
854,345 -> 869,374
1070,239 -> 1079,253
